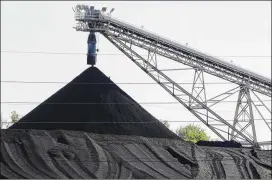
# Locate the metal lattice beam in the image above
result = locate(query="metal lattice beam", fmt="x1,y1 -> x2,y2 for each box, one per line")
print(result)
103,33 -> 256,145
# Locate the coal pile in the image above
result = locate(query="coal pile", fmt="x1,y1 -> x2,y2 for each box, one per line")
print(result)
1,129 -> 272,179
9,67 -> 179,139
196,140 -> 242,148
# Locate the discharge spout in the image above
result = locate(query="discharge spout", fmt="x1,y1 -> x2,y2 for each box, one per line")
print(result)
87,32 -> 97,66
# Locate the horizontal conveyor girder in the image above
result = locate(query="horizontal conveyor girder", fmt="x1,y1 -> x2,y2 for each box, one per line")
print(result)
103,16 -> 271,83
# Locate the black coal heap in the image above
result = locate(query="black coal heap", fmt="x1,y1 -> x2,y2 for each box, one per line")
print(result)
9,67 -> 179,139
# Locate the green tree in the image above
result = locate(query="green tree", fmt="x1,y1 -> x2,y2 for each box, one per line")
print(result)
176,124 -> 209,143
10,111 -> 20,123
162,120 -> 170,129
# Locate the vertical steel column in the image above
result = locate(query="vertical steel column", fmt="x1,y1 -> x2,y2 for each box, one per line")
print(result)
189,69 -> 208,122
231,85 -> 258,147
231,88 -> 242,139
189,69 -> 207,107
246,87 -> 258,146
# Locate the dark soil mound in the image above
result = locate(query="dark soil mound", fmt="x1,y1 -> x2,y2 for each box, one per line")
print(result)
196,140 -> 242,148
9,67 -> 179,139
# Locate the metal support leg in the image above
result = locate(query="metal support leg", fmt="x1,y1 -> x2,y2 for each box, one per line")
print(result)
246,88 -> 258,147
189,69 -> 208,123
189,69 -> 207,108
231,86 -> 259,147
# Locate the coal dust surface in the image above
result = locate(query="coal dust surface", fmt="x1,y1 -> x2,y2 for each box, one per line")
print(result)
196,140 -> 242,148
1,129 -> 271,179
9,67 -> 179,139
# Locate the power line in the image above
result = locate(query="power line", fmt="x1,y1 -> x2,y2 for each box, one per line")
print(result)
0,102 -> 189,104
0,121 -> 207,123
0,80 -> 233,85
1,50 -> 271,57
1,119 -> 271,124
1,51 -> 139,56
1,100 -> 271,105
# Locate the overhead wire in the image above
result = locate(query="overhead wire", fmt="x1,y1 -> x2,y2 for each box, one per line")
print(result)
1,50 -> 271,57
0,80 -> 233,84
1,100 -> 271,104
0,118 -> 271,124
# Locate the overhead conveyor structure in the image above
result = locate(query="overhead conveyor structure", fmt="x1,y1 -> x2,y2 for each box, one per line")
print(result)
73,5 -> 272,148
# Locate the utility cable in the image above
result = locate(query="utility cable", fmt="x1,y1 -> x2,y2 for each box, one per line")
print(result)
1,100 -> 271,104
1,118 -> 271,123
0,80 -> 233,85
1,50 -> 271,57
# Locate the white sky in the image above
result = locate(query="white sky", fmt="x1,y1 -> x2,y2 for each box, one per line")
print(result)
1,1 -> 271,142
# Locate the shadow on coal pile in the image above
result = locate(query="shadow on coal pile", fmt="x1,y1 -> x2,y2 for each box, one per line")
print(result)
196,140 -> 242,148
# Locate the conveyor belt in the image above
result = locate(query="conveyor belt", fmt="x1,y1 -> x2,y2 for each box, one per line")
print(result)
102,15 -> 271,86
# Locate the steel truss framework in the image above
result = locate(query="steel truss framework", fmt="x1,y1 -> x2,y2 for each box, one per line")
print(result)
74,8 -> 272,147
